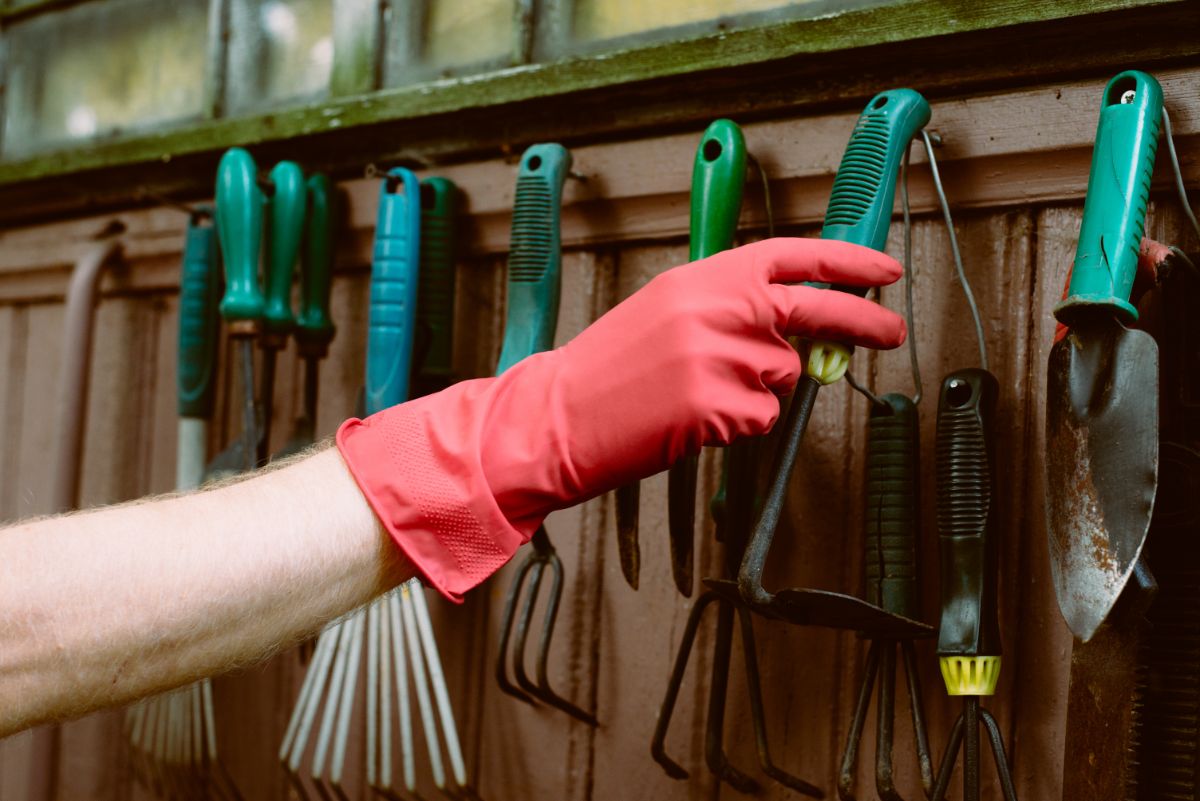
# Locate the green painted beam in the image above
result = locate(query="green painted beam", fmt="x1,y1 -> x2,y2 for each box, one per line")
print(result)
0,0 -> 1182,187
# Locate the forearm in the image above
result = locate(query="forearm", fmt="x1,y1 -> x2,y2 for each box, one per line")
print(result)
0,445 -> 410,735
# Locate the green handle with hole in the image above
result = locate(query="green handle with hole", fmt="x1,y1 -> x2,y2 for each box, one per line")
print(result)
296,173 -> 337,357
690,119 -> 746,261
496,144 -> 571,376
215,148 -> 266,324
807,89 -> 930,384
1056,70 -> 1163,324
262,161 -> 307,336
177,208 -> 222,419
417,176 -> 459,382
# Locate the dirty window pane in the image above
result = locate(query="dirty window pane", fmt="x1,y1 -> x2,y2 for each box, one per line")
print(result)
425,0 -> 512,70
3,0 -> 209,157
572,0 -> 843,43
226,0 -> 334,113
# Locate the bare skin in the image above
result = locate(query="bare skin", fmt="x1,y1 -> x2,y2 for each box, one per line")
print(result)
0,445 -> 412,737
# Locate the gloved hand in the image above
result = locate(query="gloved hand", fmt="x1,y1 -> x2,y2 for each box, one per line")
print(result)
338,238 -> 905,600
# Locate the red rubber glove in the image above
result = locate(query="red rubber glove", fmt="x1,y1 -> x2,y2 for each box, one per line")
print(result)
338,238 -> 905,600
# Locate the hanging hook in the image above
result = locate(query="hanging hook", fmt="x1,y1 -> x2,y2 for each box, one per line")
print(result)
1161,108 -> 1200,243
746,153 -> 776,238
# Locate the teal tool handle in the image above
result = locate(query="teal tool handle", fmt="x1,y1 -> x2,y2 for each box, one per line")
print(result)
1057,70 -> 1163,323
821,88 -> 931,254
177,208 -> 222,419
262,160 -> 307,337
215,148 -> 266,325
496,144 -> 571,376
416,176 -> 459,381
366,167 -> 421,415
689,119 -> 746,261
296,173 -> 337,357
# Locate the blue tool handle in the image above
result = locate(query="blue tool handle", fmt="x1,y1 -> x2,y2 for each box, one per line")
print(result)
365,167 -> 421,415
495,144 -> 572,376
177,209 -> 222,419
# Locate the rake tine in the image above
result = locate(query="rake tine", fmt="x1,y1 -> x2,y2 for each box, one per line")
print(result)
367,601 -> 382,790
495,552 -> 540,705
151,693 -> 171,798
651,591 -> 720,779
329,610 -> 366,801
930,712 -> 965,801
187,684 -> 206,799
528,552 -> 597,726
901,640 -> 934,795
387,591 -> 417,794
839,640 -> 881,801
375,594 -> 394,794
704,600 -> 759,794
310,616 -> 357,801
282,626 -> 339,801
410,584 -> 472,792
735,606 -> 822,797
511,558 -> 548,701
876,645 -> 902,801
400,583 -> 449,792
979,709 -> 1019,801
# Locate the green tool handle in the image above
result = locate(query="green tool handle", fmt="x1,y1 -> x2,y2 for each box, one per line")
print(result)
495,144 -> 571,376
296,173 -> 337,357
415,177 -> 459,382
934,368 -> 1001,659
689,119 -> 746,261
1057,70 -> 1163,324
177,208 -> 222,419
864,393 -> 921,621
262,161 -> 307,338
215,148 -> 266,328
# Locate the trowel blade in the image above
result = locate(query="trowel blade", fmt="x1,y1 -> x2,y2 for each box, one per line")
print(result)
1046,318 -> 1158,641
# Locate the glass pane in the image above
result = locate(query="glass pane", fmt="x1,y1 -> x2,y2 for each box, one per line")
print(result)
573,0 -> 831,43
3,0 -> 210,158
425,0 -> 512,70
226,0 -> 333,113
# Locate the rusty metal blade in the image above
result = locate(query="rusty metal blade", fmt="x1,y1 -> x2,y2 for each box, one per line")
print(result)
667,457 -> 697,597
615,481 -> 640,590
1046,319 -> 1158,642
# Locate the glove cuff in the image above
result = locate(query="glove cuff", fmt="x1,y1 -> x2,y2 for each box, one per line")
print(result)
336,378 -> 536,601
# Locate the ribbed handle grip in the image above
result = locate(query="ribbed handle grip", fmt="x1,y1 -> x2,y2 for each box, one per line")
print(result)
935,368 -> 1001,658
416,176 -> 458,382
215,147 -> 265,325
496,144 -> 571,376
295,173 -> 336,357
1057,70 -> 1163,324
262,160 -> 307,336
177,209 -> 222,419
366,167 -> 421,415
864,393 -> 921,620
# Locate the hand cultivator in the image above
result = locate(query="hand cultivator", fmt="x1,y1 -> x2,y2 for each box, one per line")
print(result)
492,144 -> 598,727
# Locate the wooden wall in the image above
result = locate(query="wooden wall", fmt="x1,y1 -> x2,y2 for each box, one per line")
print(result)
0,66 -> 1198,801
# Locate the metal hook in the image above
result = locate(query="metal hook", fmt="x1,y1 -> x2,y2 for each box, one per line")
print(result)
746,152 -> 776,238
1162,108 -> 1200,244
930,698 -> 1019,801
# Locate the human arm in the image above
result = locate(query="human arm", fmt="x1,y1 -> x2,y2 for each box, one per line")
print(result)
0,445 -> 412,736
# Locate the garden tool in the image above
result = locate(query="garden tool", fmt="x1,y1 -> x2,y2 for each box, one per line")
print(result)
732,89 -> 933,637
492,144 -> 598,726
209,148 -> 267,479
929,369 -> 1017,801
125,208 -> 241,801
650,120 -> 819,797
657,118 -> 747,597
1046,70 -> 1164,643
32,233 -> 123,801
276,173 -> 337,460
281,168 -> 471,801
411,176 -> 459,399
256,161 -> 307,465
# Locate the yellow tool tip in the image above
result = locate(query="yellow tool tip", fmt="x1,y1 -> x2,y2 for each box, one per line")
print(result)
939,656 -> 1001,696
802,340 -> 851,385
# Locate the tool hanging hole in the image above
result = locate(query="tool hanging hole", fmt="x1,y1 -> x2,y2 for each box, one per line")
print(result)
945,379 -> 973,409
386,175 -> 406,195
872,95 -> 889,109
527,155 -> 543,170
703,139 -> 723,161
1107,76 -> 1138,106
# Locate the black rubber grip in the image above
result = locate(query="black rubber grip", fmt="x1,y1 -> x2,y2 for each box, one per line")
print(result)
864,393 -> 921,620
935,368 -> 1002,658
